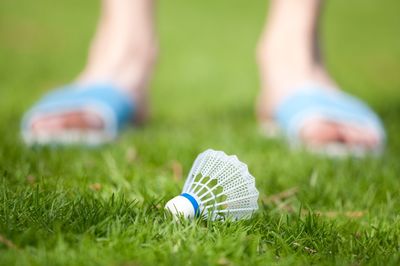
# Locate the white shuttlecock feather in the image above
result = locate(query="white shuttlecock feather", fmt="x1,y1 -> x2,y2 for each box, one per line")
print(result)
165,149 -> 259,221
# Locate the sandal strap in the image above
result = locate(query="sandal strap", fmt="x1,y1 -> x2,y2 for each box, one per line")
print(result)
21,83 -> 135,141
274,84 -> 386,146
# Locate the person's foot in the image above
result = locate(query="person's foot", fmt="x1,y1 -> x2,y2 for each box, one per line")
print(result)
29,0 -> 157,138
256,0 -> 382,153
256,66 -> 381,152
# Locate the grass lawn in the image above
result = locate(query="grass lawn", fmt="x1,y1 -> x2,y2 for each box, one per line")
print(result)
1,0 -> 400,265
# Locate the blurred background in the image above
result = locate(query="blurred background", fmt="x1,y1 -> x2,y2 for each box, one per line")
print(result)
1,0 -> 399,120
0,0 -> 399,159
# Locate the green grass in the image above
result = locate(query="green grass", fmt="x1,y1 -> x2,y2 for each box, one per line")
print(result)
1,0 -> 400,265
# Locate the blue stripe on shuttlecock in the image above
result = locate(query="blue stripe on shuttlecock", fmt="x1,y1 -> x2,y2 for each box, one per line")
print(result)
180,193 -> 200,217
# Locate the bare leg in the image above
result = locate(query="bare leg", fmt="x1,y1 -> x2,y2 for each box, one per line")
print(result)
31,0 -> 157,133
256,0 -> 378,149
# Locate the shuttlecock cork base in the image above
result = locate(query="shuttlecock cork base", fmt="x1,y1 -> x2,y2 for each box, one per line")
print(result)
165,193 -> 200,219
165,149 -> 259,221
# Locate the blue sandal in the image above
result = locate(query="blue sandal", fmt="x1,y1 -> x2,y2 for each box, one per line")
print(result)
265,83 -> 386,157
21,83 -> 135,146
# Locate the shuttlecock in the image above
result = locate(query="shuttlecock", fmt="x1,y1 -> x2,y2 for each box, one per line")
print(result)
165,149 -> 259,221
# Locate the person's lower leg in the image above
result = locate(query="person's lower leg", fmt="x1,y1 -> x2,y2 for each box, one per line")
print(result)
256,0 -> 377,147
257,0 -> 327,117
32,0 -> 157,131
78,0 -> 157,99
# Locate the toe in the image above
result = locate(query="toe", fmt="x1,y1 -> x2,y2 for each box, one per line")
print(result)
31,111 -> 103,133
301,119 -> 342,146
60,112 -> 103,130
301,119 -> 380,151
31,116 -> 64,131
338,125 -> 379,149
